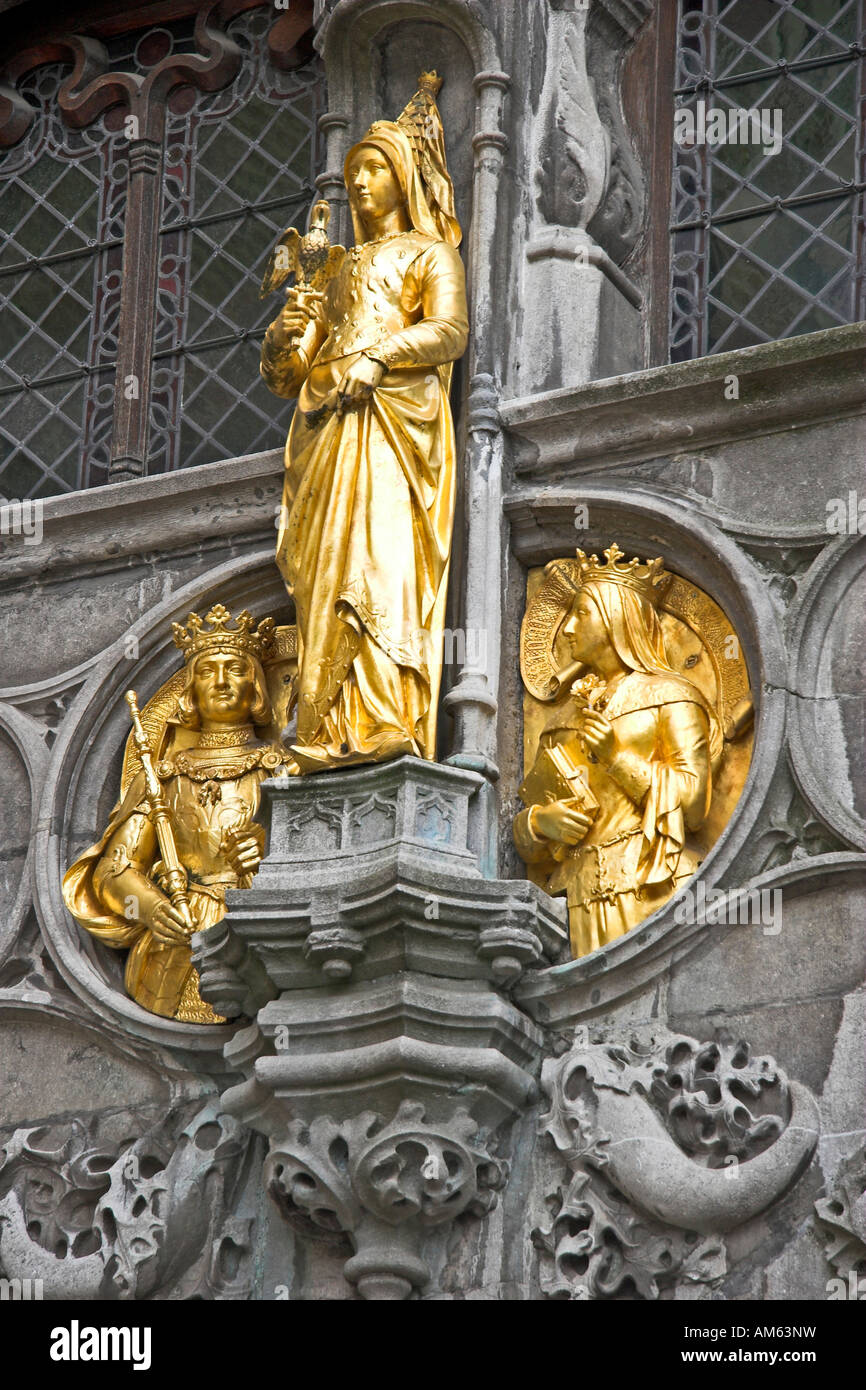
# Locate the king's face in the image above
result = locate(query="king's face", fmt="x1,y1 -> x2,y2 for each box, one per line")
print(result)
192,649 -> 257,726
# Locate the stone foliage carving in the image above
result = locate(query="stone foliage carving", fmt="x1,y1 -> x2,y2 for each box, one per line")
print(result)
814,1145 -> 866,1284
535,14 -> 606,233
266,1101 -> 505,1299
651,1036 -> 789,1164
534,1030 -> 820,1300
0,1100 -> 255,1300
533,0 -> 650,262
755,781 -> 846,874
534,1168 -> 726,1301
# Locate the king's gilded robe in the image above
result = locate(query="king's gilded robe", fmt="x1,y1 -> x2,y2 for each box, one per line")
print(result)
63,741 -> 286,1022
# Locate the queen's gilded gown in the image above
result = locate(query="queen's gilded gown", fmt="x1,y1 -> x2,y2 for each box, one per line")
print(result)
514,671 -> 712,958
262,228 -> 468,764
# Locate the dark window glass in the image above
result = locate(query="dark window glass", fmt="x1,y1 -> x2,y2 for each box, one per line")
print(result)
670,0 -> 865,360
0,5 -> 324,499
150,6 -> 324,475
0,65 -> 127,498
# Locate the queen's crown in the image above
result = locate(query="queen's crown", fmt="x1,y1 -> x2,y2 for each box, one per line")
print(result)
575,543 -> 671,602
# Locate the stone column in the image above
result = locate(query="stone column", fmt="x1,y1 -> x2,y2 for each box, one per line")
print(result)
443,70 -> 511,786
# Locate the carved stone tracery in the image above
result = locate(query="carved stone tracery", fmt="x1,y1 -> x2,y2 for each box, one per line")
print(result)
0,1100 -> 256,1300
534,1030 -> 820,1300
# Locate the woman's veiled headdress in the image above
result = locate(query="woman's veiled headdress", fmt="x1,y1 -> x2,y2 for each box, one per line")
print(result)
344,71 -> 461,248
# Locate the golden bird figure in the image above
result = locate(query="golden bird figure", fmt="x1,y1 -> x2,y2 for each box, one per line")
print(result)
259,199 -> 346,299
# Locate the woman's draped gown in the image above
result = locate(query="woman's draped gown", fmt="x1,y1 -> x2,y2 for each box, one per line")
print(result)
262,228 -> 468,767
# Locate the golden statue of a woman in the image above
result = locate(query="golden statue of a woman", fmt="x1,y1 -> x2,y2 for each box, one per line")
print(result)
260,73 -> 468,771
514,546 -> 729,960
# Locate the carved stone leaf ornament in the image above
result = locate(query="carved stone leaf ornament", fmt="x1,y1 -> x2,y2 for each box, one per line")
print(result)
815,1145 -> 866,1283
536,18 -> 608,231
0,1101 -> 255,1300
266,1102 -> 506,1300
651,1037 -> 790,1164
534,1031 -> 820,1300
534,1167 -> 726,1301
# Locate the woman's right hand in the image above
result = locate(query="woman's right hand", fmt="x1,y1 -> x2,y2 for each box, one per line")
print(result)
532,799 -> 594,846
269,287 -> 325,348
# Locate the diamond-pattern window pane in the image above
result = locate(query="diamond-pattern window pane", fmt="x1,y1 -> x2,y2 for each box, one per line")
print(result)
0,62 -> 127,499
671,0 -> 865,361
149,8 -> 325,474
0,20 -> 206,500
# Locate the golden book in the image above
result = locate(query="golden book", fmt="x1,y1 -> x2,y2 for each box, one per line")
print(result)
519,744 -> 600,818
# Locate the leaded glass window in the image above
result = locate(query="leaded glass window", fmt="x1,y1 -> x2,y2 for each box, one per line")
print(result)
670,0 -> 865,360
151,7 -> 324,475
0,2 -> 323,499
0,65 -> 128,498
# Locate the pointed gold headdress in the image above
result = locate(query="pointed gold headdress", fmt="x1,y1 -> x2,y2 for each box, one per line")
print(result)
346,70 -> 461,248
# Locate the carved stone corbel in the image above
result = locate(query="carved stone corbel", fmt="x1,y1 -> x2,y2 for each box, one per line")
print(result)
196,758 -> 566,1298
264,1103 -> 505,1299
216,970 -> 543,1299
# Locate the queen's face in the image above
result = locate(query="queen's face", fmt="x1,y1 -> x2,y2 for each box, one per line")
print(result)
192,650 -> 257,726
346,145 -> 404,222
562,589 -> 612,671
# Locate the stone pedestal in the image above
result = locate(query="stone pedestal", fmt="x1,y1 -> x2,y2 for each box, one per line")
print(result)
193,757 -> 567,1299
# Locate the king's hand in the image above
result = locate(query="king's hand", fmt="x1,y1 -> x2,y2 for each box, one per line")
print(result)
144,895 -> 190,945
223,822 -> 267,879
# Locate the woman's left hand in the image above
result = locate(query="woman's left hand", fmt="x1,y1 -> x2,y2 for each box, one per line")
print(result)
336,354 -> 385,412
579,711 -> 619,765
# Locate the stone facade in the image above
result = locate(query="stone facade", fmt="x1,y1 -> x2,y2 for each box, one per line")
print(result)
0,0 -> 863,1300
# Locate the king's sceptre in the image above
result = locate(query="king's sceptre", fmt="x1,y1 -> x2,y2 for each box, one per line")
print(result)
124,689 -> 195,936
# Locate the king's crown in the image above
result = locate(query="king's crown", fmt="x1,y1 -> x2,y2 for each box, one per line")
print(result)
575,543 -> 671,602
172,604 -> 275,663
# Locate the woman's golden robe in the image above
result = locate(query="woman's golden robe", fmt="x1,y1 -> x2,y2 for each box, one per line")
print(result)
263,230 -> 468,763
514,672 -> 712,958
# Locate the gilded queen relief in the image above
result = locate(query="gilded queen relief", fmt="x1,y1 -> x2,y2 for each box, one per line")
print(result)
514,545 -> 753,959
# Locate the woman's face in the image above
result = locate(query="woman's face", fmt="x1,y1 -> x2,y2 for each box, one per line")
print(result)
346,145 -> 404,221
562,589 -> 612,670
192,650 -> 257,726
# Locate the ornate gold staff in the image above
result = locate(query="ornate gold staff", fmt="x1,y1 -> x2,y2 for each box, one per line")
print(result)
124,690 -> 195,936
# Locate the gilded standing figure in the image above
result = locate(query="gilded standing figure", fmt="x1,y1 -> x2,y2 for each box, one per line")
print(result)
260,73 -> 468,771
